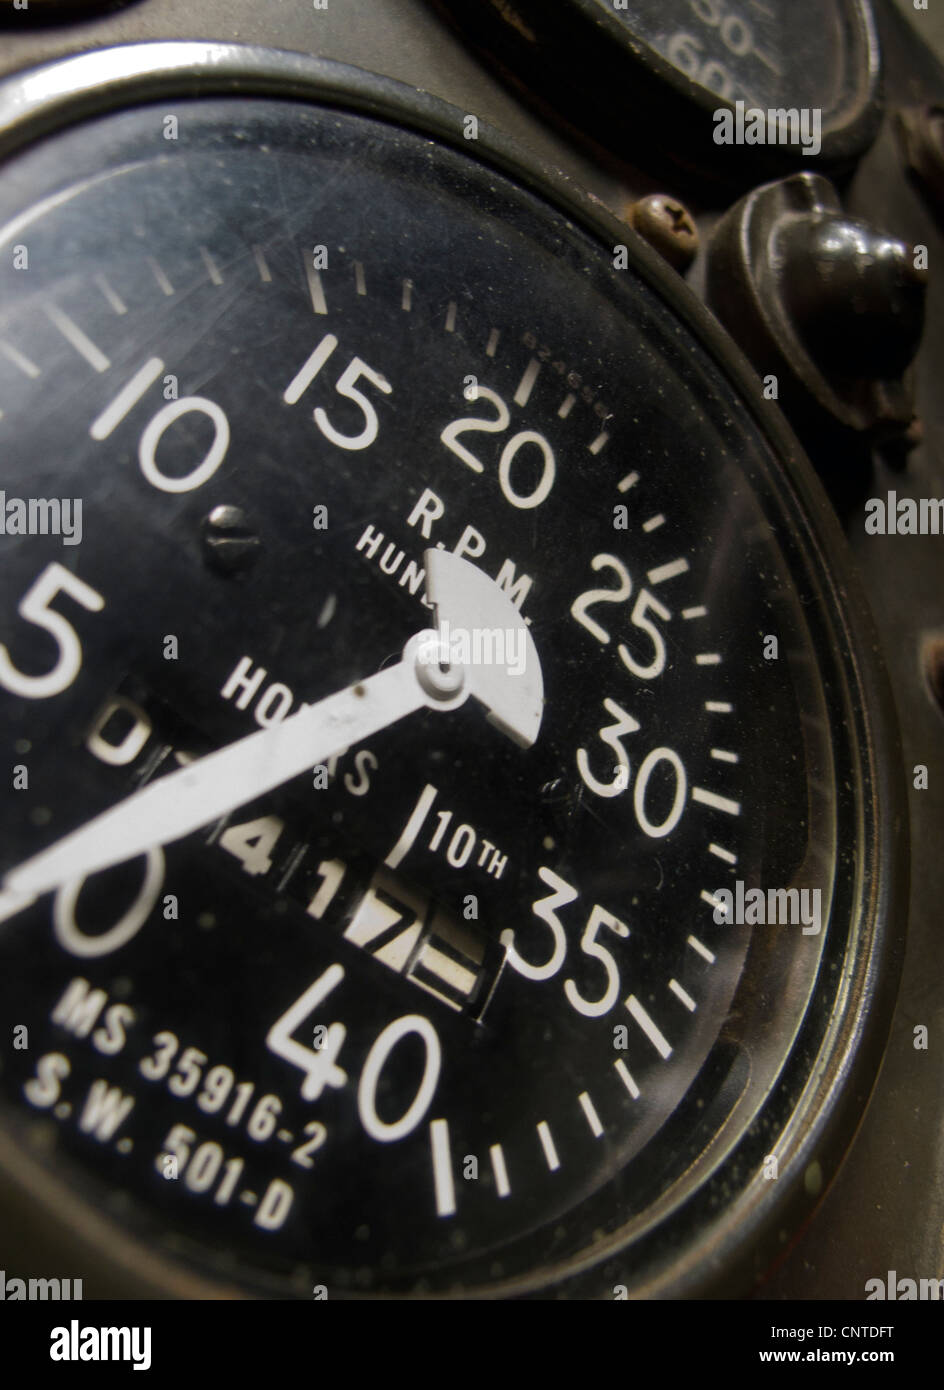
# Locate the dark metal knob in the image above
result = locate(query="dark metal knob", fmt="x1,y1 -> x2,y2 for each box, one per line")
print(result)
706,172 -> 928,444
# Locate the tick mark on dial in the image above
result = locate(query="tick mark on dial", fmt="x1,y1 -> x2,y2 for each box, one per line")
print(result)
0,342 -> 40,378
251,245 -> 272,282
536,1120 -> 561,1170
687,934 -> 716,964
95,273 -> 127,314
614,1060 -> 640,1100
578,1091 -> 604,1138
430,1118 -> 457,1218
489,1143 -> 511,1198
200,246 -> 223,286
647,557 -> 688,584
625,995 -> 673,1059
147,256 -> 174,296
669,979 -> 697,1013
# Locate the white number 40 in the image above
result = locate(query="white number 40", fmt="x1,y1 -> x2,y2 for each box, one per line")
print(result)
266,964 -> 441,1142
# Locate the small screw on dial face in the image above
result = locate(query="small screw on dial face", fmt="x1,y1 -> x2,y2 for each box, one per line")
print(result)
202,505 -> 261,574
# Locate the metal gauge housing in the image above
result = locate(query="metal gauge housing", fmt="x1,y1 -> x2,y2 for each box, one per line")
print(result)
434,0 -> 883,184
0,43 -> 903,1299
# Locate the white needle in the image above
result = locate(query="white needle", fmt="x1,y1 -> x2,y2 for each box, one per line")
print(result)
6,653 -> 430,899
2,550 -> 544,901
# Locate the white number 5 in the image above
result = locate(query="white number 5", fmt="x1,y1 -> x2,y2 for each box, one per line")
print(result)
0,563 -> 104,699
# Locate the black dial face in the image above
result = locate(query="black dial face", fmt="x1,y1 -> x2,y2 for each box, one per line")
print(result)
0,73 -> 884,1297
605,0 -> 847,111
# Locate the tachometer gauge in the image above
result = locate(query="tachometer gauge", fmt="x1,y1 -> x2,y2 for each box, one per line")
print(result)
0,43 -> 903,1298
436,0 -> 882,183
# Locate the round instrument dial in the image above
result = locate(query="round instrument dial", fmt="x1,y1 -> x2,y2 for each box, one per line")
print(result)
0,44 -> 902,1298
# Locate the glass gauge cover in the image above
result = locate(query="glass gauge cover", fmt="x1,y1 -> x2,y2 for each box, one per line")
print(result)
0,44 -> 903,1298
436,0 -> 883,183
